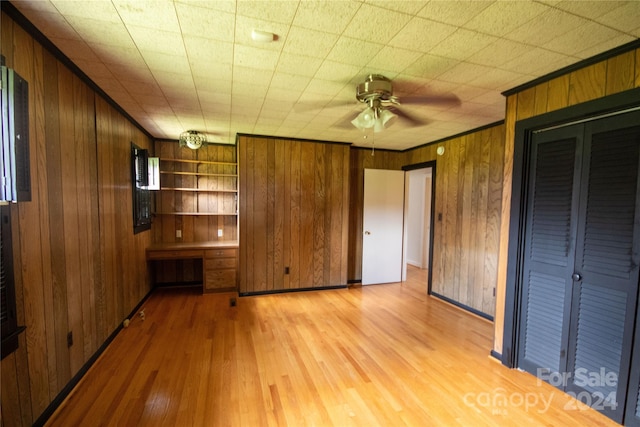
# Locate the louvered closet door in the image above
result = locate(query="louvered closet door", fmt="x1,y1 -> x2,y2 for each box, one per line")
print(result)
517,125 -> 582,378
568,112 -> 640,425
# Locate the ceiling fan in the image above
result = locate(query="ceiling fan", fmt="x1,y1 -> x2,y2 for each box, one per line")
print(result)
349,74 -> 459,132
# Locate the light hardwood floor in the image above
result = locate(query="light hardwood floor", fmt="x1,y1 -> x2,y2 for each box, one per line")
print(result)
46,266 -> 619,426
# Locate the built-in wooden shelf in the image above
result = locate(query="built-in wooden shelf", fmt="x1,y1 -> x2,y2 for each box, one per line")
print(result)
160,171 -> 237,177
160,187 -> 237,193
160,158 -> 238,166
153,212 -> 238,216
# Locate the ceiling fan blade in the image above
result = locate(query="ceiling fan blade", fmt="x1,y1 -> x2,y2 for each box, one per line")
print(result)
389,107 -> 429,127
400,94 -> 460,106
294,99 -> 356,113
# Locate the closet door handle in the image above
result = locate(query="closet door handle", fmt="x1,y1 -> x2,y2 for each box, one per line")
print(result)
572,273 -> 582,282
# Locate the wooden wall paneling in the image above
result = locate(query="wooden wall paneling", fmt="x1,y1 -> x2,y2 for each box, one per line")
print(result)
463,134 -> 480,306
472,131 -> 491,313
515,86 -> 536,121
636,48 -> 640,87
431,147 -> 445,296
330,144 -> 344,286
533,83 -> 549,116
281,139 -> 291,290
274,139 -> 285,290
59,65 -> 85,376
340,145 -> 350,285
443,139 -> 460,302
457,135 -> 473,305
606,50 -> 636,95
96,98 -> 116,335
313,143 -> 326,288
482,126 -> 505,316
299,142 -> 315,288
238,139 -> 247,292
546,74 -> 570,112
266,138 -> 275,292
567,61 -> 607,106
253,138 -> 269,292
45,56 -> 72,394
347,150 -> 363,281
289,140 -> 301,290
4,18 -> 38,424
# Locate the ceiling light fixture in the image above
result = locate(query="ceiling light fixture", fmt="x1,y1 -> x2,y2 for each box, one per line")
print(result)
251,29 -> 274,43
351,99 -> 397,133
178,130 -> 207,150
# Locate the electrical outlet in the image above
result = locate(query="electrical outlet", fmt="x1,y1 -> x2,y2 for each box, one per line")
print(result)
217,229 -> 223,237
176,230 -> 182,238
67,331 -> 73,347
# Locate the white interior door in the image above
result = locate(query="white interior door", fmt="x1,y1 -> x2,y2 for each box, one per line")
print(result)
362,168 -> 405,285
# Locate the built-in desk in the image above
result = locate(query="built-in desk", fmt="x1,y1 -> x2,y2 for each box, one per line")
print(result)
146,241 -> 238,293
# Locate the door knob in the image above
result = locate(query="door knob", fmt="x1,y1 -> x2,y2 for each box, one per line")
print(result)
572,273 -> 582,281
364,231 -> 371,235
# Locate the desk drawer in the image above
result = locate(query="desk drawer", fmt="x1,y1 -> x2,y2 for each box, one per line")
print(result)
205,269 -> 236,290
205,257 -> 236,270
205,248 -> 237,258
147,249 -> 203,260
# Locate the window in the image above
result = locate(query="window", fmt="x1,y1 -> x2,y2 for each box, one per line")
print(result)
131,143 -> 151,234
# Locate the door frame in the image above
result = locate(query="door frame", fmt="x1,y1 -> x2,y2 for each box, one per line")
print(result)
402,161 -> 437,293
502,87 -> 640,369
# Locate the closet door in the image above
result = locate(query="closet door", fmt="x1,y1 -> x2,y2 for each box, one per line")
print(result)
517,125 -> 582,378
566,113 -> 640,424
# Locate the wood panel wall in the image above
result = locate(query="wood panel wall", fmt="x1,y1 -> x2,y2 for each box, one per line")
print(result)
238,136 -> 349,294
404,126 -> 505,317
347,129 -> 504,318
493,47 -> 640,355
1,12 -> 152,426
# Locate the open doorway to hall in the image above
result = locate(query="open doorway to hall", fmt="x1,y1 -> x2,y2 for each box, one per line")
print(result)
402,163 -> 435,293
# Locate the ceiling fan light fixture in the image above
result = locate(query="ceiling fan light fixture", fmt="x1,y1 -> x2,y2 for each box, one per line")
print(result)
179,130 -> 207,150
351,106 -> 376,130
352,107 -> 397,132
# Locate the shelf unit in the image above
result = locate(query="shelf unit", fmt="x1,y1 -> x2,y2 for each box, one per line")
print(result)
155,157 -> 237,216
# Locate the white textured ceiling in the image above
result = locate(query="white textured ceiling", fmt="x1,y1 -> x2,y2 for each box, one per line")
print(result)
9,0 -> 640,150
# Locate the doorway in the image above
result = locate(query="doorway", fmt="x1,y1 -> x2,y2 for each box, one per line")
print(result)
402,162 -> 436,291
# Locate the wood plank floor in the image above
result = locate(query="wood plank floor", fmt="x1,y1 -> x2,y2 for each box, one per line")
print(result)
46,266 -> 619,426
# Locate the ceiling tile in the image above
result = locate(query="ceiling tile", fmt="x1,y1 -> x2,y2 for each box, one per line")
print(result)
293,1 -> 361,34
504,9 -> 586,45
466,39 -> 532,67
417,1 -> 494,26
596,1 -> 640,34
314,61 -> 363,83
388,17 -> 458,53
51,0 -> 121,22
184,36 -> 233,65
176,3 -> 236,42
368,46 -> 424,74
283,26 -> 339,59
464,1 -> 550,36
343,4 -> 412,44
543,22 -> 628,57
326,36 -> 384,67
276,53 -> 324,77
364,0 -> 426,15
143,52 -> 191,75
552,0 -> 627,20
429,29 -> 498,61
236,1 -> 299,24
437,62 -> 495,85
127,26 -> 186,55
403,54 -> 460,79
112,0 -> 181,32
234,45 -> 281,71
501,47 -> 575,76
